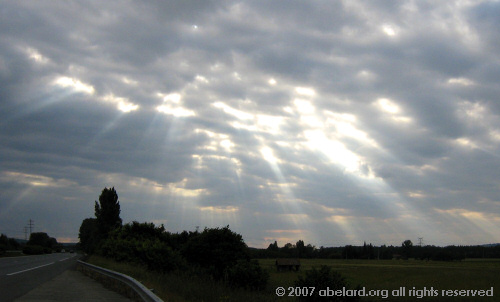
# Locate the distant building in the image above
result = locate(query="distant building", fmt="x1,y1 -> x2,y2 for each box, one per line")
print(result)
275,258 -> 300,271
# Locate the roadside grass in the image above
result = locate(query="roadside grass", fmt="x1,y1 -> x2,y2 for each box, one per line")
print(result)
86,255 -> 278,302
260,258 -> 500,302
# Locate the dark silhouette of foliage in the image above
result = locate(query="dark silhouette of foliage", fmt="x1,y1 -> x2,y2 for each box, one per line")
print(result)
78,187 -> 122,253
250,239 -> 500,261
78,218 -> 98,253
0,234 -> 8,255
295,265 -> 360,301
225,259 -> 269,291
342,245 -> 359,259
267,240 -> 279,251
23,232 -> 58,254
401,240 -> 413,259
361,242 -> 375,259
182,225 -> 249,280
101,222 -> 186,272
28,232 -> 57,248
23,244 -> 46,255
95,187 -> 122,238
0,233 -> 20,251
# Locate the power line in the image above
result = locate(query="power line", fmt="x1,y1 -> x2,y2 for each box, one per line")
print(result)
418,237 -> 423,247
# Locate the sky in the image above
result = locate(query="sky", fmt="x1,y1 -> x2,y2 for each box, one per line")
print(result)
1,0 -> 500,247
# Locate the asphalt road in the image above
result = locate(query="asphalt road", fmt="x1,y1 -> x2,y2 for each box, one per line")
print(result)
0,253 -> 80,302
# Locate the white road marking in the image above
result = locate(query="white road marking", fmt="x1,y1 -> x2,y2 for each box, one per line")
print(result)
6,262 -> 55,276
59,254 -> 77,261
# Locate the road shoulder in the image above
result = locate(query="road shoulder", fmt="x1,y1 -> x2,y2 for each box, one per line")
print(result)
14,268 -> 133,302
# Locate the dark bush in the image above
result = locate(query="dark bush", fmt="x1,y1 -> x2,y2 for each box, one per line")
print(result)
225,259 -> 269,291
295,265 -> 360,302
23,245 -> 45,255
100,222 -> 186,272
182,226 -> 249,280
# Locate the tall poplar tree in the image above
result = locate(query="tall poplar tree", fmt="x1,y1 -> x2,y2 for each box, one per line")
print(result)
95,187 -> 122,237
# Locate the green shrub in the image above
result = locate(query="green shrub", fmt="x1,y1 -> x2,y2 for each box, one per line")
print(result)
137,238 -> 186,272
225,259 -> 269,290
100,224 -> 186,272
294,265 -> 360,302
182,226 -> 249,280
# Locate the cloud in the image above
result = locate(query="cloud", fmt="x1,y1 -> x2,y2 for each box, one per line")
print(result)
1,0 -> 499,247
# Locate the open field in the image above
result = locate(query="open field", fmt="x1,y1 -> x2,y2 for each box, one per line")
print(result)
86,256 -> 500,301
260,258 -> 500,301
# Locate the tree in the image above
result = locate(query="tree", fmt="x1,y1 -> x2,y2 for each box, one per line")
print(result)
402,240 -> 413,259
342,245 -> 358,259
100,222 -> 186,272
28,232 -> 51,247
78,218 -> 98,253
26,232 -> 56,254
182,226 -> 249,280
267,241 -> 279,251
361,242 -> 375,259
95,187 -> 122,237
0,234 -> 8,255
296,240 -> 305,257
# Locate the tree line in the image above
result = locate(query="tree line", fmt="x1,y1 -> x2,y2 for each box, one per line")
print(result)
0,231 -> 63,255
78,187 -> 269,290
0,233 -> 20,255
249,238 -> 500,261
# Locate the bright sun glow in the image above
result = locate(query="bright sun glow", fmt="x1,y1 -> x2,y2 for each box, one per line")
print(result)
376,98 -> 399,114
213,102 -> 254,120
156,105 -> 195,117
295,87 -> 316,97
101,94 -> 139,113
54,76 -> 95,94
118,102 -> 139,113
260,147 -> 278,164
156,92 -> 195,117
256,114 -> 284,134
447,77 -> 475,86
199,206 -> 239,213
304,130 -> 363,174
382,25 -> 397,36
162,93 -> 181,103
294,99 -> 315,115
25,47 -> 49,64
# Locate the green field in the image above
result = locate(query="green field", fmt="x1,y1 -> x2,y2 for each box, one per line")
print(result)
86,256 -> 500,301
260,258 -> 500,302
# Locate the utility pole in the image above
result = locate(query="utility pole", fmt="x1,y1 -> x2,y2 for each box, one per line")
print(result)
28,219 -> 34,237
24,226 -> 28,241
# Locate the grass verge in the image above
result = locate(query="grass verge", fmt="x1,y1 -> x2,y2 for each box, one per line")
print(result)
86,255 -> 278,302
